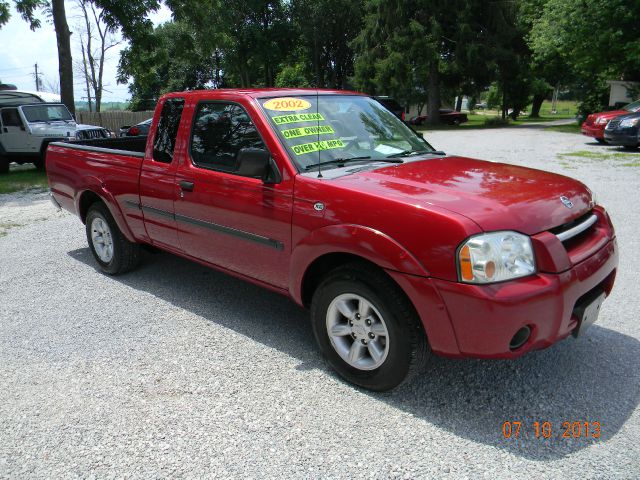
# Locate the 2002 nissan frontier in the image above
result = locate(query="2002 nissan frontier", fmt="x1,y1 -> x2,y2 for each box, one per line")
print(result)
46,89 -> 618,391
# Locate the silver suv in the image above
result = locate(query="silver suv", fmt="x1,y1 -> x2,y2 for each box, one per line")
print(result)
0,100 -> 110,173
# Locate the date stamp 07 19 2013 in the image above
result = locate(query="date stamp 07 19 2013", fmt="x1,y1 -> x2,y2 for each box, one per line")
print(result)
502,421 -> 601,439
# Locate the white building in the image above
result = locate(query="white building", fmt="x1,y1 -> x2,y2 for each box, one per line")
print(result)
607,80 -> 639,107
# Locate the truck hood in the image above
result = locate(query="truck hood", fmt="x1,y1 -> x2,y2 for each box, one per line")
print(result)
29,121 -> 77,137
333,156 -> 594,235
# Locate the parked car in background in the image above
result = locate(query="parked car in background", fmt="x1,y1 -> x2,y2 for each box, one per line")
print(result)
374,96 -> 405,121
119,118 -> 153,137
0,102 -> 110,173
604,111 -> 640,149
581,99 -> 640,143
409,109 -> 468,126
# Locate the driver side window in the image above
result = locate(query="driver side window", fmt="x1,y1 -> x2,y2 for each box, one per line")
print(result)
190,102 -> 265,174
1,109 -> 23,127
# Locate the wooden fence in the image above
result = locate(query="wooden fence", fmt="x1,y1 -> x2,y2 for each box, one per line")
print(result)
76,111 -> 155,133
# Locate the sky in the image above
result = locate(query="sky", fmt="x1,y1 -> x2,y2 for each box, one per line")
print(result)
0,2 -> 172,103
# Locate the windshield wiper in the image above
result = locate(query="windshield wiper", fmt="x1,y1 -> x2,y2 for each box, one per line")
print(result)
386,149 -> 446,158
303,156 -> 404,171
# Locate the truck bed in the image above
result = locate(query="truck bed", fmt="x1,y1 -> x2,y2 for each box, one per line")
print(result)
46,139 -> 145,237
68,135 -> 148,153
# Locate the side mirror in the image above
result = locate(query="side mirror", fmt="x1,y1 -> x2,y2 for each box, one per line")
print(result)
236,147 -> 281,183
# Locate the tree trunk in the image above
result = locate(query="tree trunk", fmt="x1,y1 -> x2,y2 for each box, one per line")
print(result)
52,0 -> 74,115
80,41 -> 93,112
455,95 -> 463,112
426,61 -> 441,125
501,88 -> 507,120
529,92 -> 547,118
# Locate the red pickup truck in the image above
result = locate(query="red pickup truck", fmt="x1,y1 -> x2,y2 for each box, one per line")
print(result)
47,89 -> 618,391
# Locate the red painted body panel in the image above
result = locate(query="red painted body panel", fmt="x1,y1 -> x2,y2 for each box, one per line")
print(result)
432,238 -> 617,357
46,88 -> 619,360
581,110 -> 627,139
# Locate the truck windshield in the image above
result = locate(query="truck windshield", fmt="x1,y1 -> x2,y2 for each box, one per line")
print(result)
259,94 -> 433,171
21,104 -> 73,123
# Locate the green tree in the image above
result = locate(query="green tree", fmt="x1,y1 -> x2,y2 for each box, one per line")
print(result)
0,0 -> 76,113
352,0 -> 502,124
118,21 -> 217,110
1,0 -> 160,114
529,0 -> 640,114
167,0 -> 292,88
291,0 -> 363,88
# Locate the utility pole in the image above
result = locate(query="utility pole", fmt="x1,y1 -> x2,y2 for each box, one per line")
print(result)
34,63 -> 42,91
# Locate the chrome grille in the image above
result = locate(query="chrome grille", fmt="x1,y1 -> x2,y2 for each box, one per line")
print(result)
77,128 -> 108,140
554,213 -> 598,243
606,119 -> 620,130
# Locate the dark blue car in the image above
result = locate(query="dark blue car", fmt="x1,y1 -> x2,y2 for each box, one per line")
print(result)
604,111 -> 640,149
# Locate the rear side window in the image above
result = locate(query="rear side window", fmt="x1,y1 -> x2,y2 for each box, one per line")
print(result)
1,108 -> 23,127
153,98 -> 184,163
190,102 -> 265,173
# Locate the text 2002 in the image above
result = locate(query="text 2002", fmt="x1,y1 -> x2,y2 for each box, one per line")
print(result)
502,421 -> 601,439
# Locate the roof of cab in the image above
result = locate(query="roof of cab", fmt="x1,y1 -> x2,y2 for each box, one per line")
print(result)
160,88 -> 366,102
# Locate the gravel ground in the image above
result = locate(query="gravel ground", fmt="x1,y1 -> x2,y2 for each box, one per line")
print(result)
0,189 -> 66,237
0,128 -> 638,478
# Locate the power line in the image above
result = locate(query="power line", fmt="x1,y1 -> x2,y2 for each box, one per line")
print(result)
0,73 -> 34,79
0,65 -> 33,73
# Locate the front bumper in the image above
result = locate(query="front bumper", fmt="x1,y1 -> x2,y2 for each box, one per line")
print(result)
581,123 -> 605,139
388,237 -> 618,358
604,130 -> 639,147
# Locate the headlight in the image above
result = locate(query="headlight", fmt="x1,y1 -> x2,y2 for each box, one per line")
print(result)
595,117 -> 609,125
620,117 -> 640,128
458,231 -> 536,284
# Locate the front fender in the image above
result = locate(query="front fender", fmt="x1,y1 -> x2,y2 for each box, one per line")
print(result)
289,224 -> 429,303
75,177 -> 136,243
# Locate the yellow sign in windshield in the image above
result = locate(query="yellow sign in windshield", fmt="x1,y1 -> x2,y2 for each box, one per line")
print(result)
272,113 -> 324,125
263,97 -> 312,111
281,125 -> 335,139
291,139 -> 345,156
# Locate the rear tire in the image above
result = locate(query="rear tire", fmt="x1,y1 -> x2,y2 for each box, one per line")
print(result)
86,202 -> 140,275
310,262 -> 429,391
596,138 -> 606,144
0,156 -> 9,174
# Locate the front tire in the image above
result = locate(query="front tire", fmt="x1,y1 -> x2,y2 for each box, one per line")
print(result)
310,263 -> 429,391
596,138 -> 606,144
86,202 -> 140,275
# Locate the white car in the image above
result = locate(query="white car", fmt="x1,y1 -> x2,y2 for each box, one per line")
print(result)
0,91 -> 110,173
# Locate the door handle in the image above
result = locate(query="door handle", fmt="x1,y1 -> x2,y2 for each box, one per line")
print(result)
179,180 -> 195,192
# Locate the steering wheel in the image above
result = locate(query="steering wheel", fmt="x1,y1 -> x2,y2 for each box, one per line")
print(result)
328,119 -> 369,152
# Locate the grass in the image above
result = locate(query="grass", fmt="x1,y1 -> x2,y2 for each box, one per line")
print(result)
545,123 -> 581,134
0,166 -> 49,194
557,150 -> 640,167
535,100 -> 578,119
414,100 -> 579,133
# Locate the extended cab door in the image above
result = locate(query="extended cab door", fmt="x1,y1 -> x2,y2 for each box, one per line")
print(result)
174,100 -> 293,289
0,108 -> 26,152
138,98 -> 185,249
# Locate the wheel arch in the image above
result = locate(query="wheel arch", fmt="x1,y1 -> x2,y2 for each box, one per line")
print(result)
76,187 -> 136,242
291,224 -> 429,308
